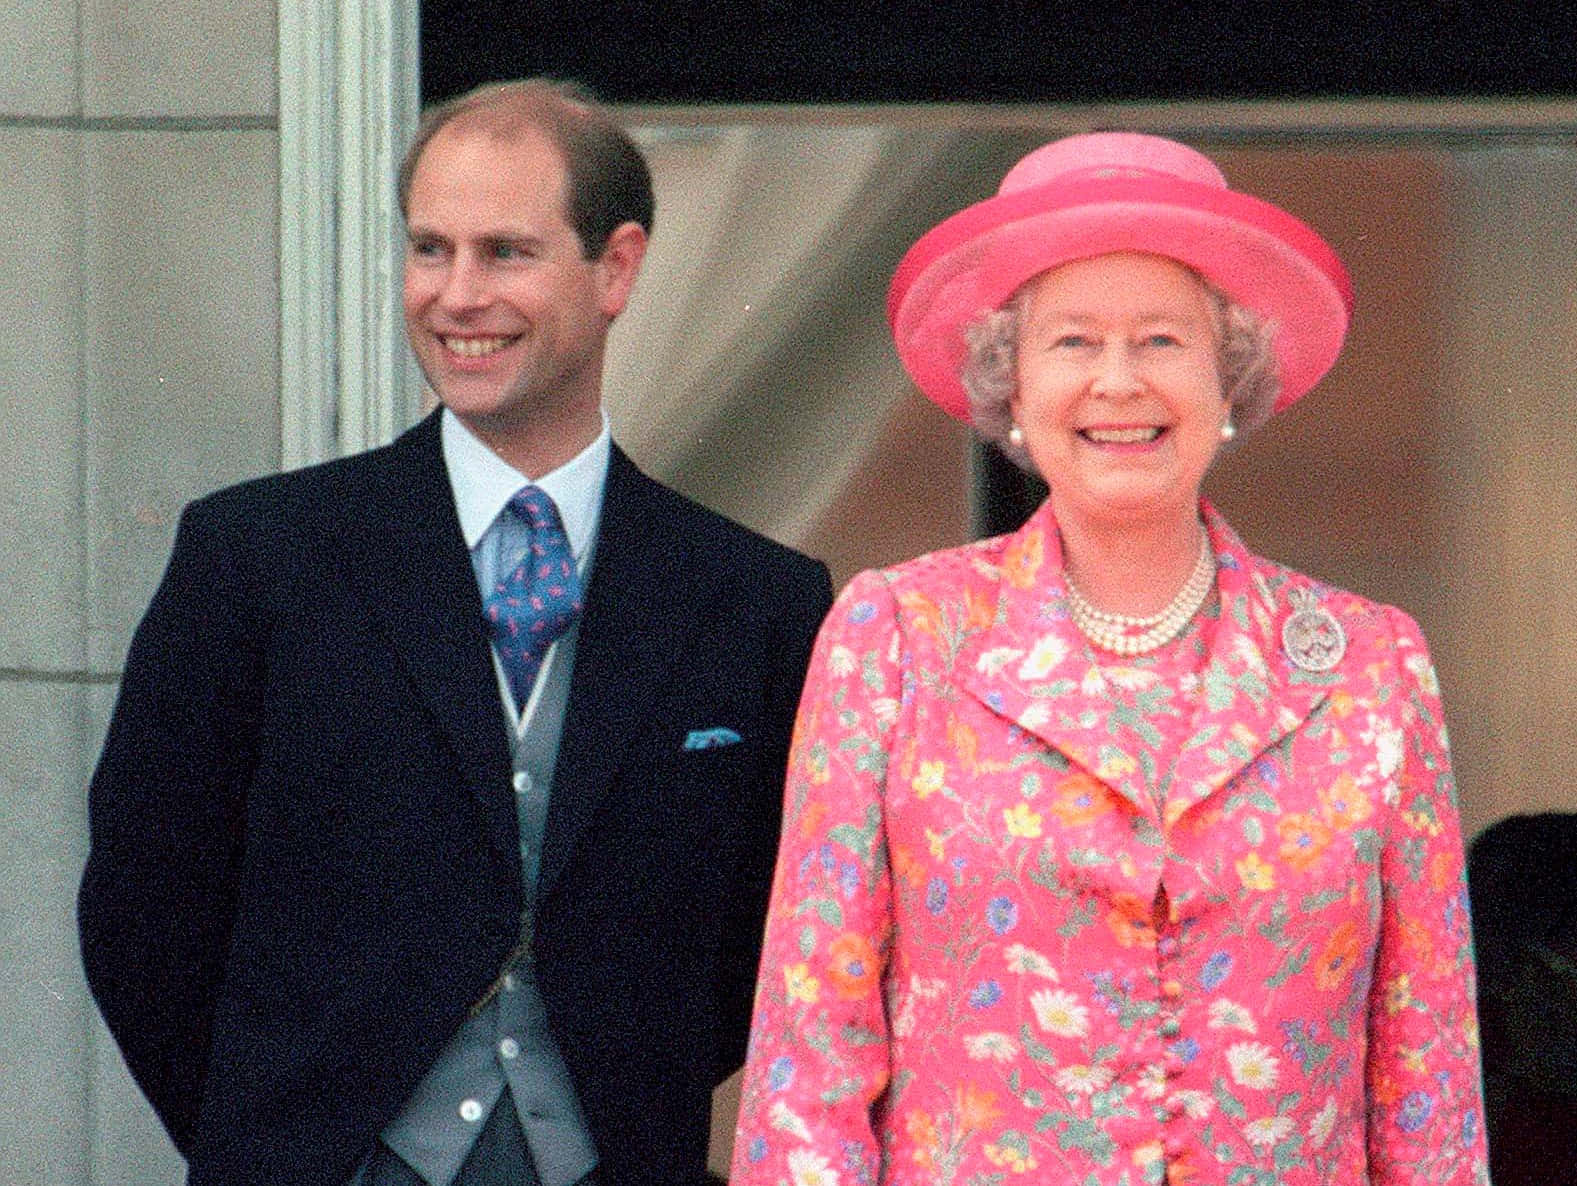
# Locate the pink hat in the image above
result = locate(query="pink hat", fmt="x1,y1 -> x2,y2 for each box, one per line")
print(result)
887,132 -> 1353,421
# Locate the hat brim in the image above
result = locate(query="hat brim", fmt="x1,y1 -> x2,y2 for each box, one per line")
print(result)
888,174 -> 1354,421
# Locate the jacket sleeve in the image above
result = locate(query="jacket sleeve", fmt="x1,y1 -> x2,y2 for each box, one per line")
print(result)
730,570 -> 903,1186
77,497 -> 262,1152
1364,608 -> 1490,1185
712,557 -> 835,1085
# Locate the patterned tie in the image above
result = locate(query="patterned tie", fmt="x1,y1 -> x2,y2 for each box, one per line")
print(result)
482,486 -> 584,709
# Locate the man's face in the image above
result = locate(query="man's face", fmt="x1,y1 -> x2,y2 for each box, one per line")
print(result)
402,123 -> 640,460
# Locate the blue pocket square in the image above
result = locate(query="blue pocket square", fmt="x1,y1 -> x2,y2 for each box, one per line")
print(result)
683,726 -> 742,751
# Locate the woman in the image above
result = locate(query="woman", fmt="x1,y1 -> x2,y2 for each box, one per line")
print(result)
731,134 -> 1488,1186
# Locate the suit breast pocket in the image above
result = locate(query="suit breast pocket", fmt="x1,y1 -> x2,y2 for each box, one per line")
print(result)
618,734 -> 764,864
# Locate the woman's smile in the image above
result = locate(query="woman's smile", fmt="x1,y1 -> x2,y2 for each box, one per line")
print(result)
1078,423 -> 1168,446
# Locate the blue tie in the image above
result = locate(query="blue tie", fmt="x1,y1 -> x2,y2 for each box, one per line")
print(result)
482,486 -> 584,710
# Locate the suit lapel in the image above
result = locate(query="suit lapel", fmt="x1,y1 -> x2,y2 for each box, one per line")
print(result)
343,413 -> 518,865
537,447 -> 694,899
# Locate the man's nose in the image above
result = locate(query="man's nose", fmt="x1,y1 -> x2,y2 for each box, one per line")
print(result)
437,254 -> 489,310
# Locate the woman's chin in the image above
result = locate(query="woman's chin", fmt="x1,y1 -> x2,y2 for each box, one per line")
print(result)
1054,483 -> 1202,532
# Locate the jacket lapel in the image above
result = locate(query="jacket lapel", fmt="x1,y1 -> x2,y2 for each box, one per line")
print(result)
954,503 -> 1335,825
344,412 -> 519,867
536,447 -> 693,899
1160,507 -> 1334,826
952,507 -> 1153,814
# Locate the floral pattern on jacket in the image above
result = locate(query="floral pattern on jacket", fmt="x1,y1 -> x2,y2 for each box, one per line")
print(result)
732,501 -> 1488,1186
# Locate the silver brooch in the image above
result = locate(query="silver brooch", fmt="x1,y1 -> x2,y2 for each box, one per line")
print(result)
1281,587 -> 1345,672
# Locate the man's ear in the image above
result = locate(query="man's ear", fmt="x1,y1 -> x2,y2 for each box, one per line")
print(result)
596,221 -> 648,319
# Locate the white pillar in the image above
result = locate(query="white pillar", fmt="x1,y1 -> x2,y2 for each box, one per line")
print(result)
279,0 -> 421,467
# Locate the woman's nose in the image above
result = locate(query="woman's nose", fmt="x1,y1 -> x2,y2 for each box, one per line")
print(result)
1091,343 -> 1141,395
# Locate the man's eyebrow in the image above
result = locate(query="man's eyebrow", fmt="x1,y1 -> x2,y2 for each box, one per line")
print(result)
479,231 -> 544,247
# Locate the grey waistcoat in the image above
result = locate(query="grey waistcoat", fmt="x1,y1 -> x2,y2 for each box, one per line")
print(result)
379,624 -> 598,1186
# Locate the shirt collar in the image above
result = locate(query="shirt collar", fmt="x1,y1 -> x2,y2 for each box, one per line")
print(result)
440,407 -> 610,562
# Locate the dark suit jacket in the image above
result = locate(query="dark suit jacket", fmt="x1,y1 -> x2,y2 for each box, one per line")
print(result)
78,411 -> 834,1186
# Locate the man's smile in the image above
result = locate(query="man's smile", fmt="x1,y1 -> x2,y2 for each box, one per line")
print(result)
440,334 -> 519,357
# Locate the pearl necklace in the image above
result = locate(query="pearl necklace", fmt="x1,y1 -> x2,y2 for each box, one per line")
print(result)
1065,536 -> 1216,657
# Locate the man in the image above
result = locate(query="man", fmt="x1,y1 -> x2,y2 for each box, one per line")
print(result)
78,79 -> 833,1186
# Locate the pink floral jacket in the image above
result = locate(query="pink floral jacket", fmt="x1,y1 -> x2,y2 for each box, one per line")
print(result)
732,502 -> 1488,1186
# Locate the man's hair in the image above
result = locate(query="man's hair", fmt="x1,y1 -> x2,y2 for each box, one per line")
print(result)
397,78 -> 654,259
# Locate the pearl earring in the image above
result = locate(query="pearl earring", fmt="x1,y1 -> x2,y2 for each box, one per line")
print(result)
1220,418 -> 1236,443
1008,424 -> 1025,447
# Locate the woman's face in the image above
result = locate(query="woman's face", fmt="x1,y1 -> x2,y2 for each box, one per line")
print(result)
1011,252 -> 1230,534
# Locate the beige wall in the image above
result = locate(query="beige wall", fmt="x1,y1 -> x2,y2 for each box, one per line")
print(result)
1205,143 -> 1577,841
0,0 -> 277,1181
1438,146 -> 1577,838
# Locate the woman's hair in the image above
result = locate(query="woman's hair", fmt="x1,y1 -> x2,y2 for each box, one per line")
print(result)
961,271 -> 1280,473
